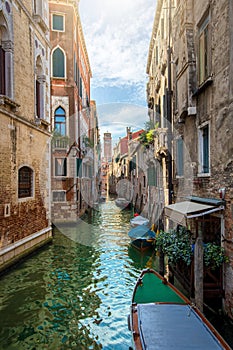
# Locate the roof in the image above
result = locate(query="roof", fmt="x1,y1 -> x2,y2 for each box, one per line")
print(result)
164,201 -> 224,226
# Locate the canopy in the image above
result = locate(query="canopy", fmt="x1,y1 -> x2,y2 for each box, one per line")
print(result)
164,201 -> 224,226
128,225 -> 155,239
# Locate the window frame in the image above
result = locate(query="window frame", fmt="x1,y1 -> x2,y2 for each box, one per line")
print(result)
198,122 -> 210,176
52,13 -> 65,32
54,106 -> 66,136
54,157 -> 67,177
18,166 -> 34,200
52,46 -> 66,78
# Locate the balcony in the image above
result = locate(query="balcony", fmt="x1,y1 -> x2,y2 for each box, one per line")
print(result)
154,128 -> 168,159
52,137 -> 69,150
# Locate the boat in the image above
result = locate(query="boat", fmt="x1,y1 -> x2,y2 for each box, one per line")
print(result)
128,225 -> 156,252
115,197 -> 130,209
130,215 -> 149,227
128,268 -> 231,350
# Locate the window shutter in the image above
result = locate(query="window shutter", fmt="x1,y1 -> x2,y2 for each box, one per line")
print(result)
53,48 -> 65,78
203,126 -> 209,173
148,166 -> 156,186
177,138 -> 184,176
36,79 -> 41,117
77,158 -> 82,177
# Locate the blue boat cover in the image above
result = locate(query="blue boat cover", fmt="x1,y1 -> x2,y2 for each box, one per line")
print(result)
128,225 -> 155,239
137,303 -> 224,350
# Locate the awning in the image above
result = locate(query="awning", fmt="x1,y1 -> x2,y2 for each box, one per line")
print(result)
164,201 -> 224,226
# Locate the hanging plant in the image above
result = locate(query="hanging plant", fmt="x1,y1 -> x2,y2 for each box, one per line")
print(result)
156,228 -> 193,266
156,228 -> 229,269
203,243 -> 229,270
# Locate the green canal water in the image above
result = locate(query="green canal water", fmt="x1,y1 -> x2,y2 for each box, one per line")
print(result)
0,198 -> 232,349
0,199 -> 158,349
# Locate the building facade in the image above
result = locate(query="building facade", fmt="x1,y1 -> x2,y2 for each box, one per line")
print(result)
49,0 -> 92,222
0,0 -> 52,271
146,0 -> 233,319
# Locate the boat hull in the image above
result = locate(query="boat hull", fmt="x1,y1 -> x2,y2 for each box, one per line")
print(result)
130,238 -> 155,252
129,269 -> 231,350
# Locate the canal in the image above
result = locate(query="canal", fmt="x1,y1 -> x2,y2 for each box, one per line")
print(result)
0,198 -> 158,349
0,198 -> 232,349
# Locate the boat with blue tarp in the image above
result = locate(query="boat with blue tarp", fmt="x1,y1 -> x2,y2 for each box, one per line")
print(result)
128,268 -> 231,350
128,225 -> 155,252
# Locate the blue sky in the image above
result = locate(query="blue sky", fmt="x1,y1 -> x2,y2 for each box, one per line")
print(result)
79,0 -> 157,146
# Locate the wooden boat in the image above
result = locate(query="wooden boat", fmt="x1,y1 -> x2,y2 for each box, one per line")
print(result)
128,268 -> 231,350
115,197 -> 130,209
128,225 -> 155,252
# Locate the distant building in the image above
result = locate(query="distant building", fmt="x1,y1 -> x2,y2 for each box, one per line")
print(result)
103,132 -> 112,163
0,0 -> 52,271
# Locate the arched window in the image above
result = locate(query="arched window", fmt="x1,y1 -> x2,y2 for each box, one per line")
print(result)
52,47 -> 65,78
0,11 -> 13,98
18,166 -> 33,199
35,55 -> 45,119
54,107 -> 66,135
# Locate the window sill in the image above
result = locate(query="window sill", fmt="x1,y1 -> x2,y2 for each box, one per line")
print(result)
197,173 -> 210,178
0,95 -> 20,112
193,77 -> 213,97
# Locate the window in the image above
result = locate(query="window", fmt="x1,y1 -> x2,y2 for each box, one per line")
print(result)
155,46 -> 159,66
52,47 -> 65,78
52,14 -> 64,31
161,18 -> 164,39
55,158 -> 67,176
52,191 -> 66,202
176,138 -> 184,176
35,55 -> 45,119
0,46 -> 5,95
54,107 -> 66,135
147,166 -> 157,186
0,12 -> 13,99
76,158 -> 82,177
199,14 -> 210,84
18,167 -> 33,199
198,124 -> 210,174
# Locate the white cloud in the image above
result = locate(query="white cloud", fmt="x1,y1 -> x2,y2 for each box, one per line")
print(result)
79,0 -> 156,96
95,102 -> 147,146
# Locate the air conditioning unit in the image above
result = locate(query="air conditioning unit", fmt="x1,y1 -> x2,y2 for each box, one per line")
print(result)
188,107 -> 196,115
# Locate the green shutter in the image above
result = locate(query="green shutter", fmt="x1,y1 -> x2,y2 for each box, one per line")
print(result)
53,15 -> 64,31
148,167 -> 156,186
177,138 -> 184,176
77,158 -> 82,177
53,48 -> 65,78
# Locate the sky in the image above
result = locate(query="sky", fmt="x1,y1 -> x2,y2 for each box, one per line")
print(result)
79,0 -> 157,147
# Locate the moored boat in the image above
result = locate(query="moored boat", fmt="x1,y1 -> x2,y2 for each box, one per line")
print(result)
128,225 -> 156,252
128,268 -> 231,350
130,215 -> 149,227
115,197 -> 131,209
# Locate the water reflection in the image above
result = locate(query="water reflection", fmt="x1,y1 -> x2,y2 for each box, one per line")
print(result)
0,199 -> 232,349
0,199 -> 157,349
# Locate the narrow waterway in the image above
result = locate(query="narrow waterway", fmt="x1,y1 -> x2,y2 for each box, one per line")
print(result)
0,198 -> 158,349
0,198 -> 232,349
